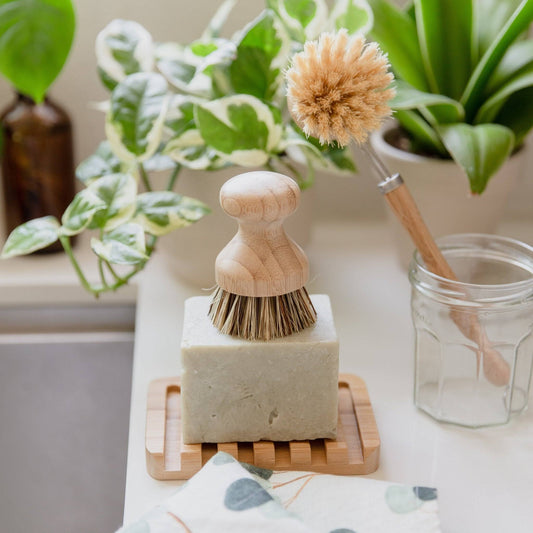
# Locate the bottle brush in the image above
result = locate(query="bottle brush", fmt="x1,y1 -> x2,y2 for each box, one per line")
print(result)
286,30 -> 509,386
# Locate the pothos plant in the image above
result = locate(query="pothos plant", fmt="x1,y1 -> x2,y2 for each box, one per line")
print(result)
2,0 -> 370,296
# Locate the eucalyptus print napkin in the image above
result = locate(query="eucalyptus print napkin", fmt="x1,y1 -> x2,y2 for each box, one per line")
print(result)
118,452 -> 441,532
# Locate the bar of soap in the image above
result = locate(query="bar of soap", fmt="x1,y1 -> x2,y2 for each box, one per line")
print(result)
180,294 -> 339,444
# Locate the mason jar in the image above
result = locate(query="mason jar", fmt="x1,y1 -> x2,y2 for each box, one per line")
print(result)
409,234 -> 533,428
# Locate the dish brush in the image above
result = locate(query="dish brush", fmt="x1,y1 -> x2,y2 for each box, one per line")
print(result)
208,170 -> 316,341
286,30 -> 509,386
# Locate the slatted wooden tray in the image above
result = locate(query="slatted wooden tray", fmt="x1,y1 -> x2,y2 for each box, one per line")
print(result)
146,373 -> 379,480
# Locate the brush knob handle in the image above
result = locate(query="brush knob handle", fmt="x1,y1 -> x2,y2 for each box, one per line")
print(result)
216,171 -> 309,297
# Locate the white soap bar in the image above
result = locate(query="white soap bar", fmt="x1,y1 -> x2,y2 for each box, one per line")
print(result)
180,294 -> 339,444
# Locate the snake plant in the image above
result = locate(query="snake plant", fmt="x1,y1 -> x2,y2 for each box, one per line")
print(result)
369,0 -> 533,194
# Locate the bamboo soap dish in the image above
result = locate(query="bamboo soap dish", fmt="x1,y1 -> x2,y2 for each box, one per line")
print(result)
146,373 -> 380,480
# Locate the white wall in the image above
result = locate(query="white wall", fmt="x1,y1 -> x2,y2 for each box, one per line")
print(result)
0,0 -> 530,222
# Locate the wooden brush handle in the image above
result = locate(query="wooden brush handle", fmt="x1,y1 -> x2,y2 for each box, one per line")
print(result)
385,182 -> 510,386
215,171 -> 309,297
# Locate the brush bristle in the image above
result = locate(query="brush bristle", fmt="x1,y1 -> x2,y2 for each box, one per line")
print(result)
286,29 -> 395,146
208,286 -> 317,341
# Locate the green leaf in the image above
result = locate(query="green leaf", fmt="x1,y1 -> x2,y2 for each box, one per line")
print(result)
229,10 -> 289,100
62,173 -> 137,235
283,124 -> 357,173
368,0 -> 428,91
76,141 -> 123,185
142,152 -> 176,172
61,189 -> 107,236
330,0 -> 373,35
190,42 -> 218,57
163,95 -> 226,170
319,143 -> 357,172
191,38 -> 236,94
157,51 -> 197,91
267,0 -> 328,41
95,19 -> 154,89
494,85 -> 533,146
134,191 -> 210,236
391,80 -> 465,123
106,72 -> 168,162
475,0 -> 524,59
284,0 -> 318,28
164,130 -> 226,170
1,216 -> 60,258
475,66 -> 533,124
194,95 -> 283,166
164,95 -> 197,138
438,123 -> 515,194
0,0 -> 75,103
394,109 -> 447,155
91,223 -> 147,265
414,0 -> 473,100
484,40 -> 533,95
156,39 -> 235,97
461,0 -> 533,121
88,173 -> 138,231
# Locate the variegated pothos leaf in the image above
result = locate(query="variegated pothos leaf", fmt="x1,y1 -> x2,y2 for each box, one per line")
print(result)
91,223 -> 148,265
194,94 -> 283,166
96,19 -> 154,90
106,72 -> 168,163
134,191 -> 210,236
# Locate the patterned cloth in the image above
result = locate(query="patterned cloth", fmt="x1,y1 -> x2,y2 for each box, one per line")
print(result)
119,452 -> 441,532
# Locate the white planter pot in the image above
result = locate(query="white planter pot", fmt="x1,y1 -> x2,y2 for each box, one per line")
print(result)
370,123 -> 527,268
158,165 -> 315,288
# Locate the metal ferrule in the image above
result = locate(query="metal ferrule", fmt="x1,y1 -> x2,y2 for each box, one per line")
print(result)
377,173 -> 404,194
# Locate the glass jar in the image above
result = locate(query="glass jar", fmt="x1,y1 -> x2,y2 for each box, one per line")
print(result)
1,93 -> 76,253
409,234 -> 533,428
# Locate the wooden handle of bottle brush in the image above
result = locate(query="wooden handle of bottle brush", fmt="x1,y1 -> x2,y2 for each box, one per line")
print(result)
215,171 -> 309,298
385,182 -> 510,386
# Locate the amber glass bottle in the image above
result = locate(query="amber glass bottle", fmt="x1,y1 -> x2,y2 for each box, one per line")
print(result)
1,93 -> 76,253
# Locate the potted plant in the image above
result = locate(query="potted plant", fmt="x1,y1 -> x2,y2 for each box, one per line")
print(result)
368,0 -> 533,265
91,0 -> 370,287
0,0 -> 77,253
1,0 -> 370,292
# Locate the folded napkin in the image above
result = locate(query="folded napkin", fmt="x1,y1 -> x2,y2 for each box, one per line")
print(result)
118,452 -> 441,532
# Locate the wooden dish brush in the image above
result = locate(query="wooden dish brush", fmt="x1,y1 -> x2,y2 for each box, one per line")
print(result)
208,170 -> 317,341
286,30 -> 510,386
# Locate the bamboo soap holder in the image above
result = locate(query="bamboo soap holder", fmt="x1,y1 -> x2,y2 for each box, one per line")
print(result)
145,373 -> 380,480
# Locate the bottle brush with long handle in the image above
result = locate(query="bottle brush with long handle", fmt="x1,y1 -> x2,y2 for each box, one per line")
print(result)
286,30 -> 510,386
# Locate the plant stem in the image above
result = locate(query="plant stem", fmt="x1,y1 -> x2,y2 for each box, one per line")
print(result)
97,230 -> 108,289
105,261 -> 123,283
100,234 -> 157,292
98,258 -> 108,289
139,162 -> 152,192
59,235 -> 100,296
146,235 -> 157,254
166,164 -> 181,191
105,263 -> 146,292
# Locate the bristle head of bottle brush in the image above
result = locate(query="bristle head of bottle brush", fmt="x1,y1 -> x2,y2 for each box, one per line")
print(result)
208,171 -> 317,340
286,29 -> 395,146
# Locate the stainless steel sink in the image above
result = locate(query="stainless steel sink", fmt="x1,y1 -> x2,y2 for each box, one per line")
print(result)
0,303 -> 135,533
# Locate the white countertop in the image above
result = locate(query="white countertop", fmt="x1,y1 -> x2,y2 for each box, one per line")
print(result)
2,220 -> 532,533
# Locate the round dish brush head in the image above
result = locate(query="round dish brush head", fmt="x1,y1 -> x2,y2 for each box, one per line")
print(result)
286,29 -> 395,146
208,171 -> 317,341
